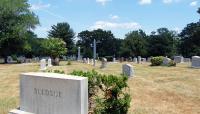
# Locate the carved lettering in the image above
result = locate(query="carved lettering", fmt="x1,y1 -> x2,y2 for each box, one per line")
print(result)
34,88 -> 61,98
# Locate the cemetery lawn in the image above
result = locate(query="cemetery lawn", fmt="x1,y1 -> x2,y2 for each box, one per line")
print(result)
0,62 -> 200,114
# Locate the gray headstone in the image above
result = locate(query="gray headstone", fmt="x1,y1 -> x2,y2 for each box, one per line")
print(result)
113,58 -> 116,62
138,56 -> 141,64
122,64 -> 134,77
19,72 -> 88,114
133,58 -> 137,63
174,56 -> 184,63
7,56 -> 13,63
100,58 -> 107,68
191,56 -> 200,68
184,58 -> 191,62
147,57 -> 151,62
87,58 -> 90,64
163,57 -> 171,65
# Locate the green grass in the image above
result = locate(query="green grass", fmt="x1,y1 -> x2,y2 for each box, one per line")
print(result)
0,61 -> 200,114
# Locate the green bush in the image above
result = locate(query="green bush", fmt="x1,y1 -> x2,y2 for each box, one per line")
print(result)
104,56 -> 113,62
47,69 -> 65,74
71,70 -> 131,114
168,61 -> 176,67
150,56 -> 164,66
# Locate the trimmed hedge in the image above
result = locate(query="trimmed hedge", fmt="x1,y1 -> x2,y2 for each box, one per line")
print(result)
150,56 -> 164,66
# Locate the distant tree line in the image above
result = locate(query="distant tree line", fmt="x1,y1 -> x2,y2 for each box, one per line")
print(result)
0,0 -> 199,63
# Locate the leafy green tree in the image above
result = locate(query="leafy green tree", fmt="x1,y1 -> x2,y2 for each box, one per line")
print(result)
77,29 -> 121,58
179,22 -> 200,57
147,28 -> 177,57
0,0 -> 39,62
197,8 -> 200,14
42,38 -> 67,65
120,30 -> 147,57
48,22 -> 75,55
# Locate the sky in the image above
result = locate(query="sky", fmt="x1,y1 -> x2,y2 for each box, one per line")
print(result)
28,0 -> 200,39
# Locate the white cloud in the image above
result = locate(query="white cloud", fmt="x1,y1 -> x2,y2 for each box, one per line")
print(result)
139,0 -> 152,5
190,1 -> 198,6
96,0 -> 112,6
173,27 -> 181,33
30,3 -> 51,10
163,0 -> 173,4
110,15 -> 119,20
90,21 -> 141,30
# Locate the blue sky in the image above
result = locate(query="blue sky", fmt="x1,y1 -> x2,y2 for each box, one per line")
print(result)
28,0 -> 200,39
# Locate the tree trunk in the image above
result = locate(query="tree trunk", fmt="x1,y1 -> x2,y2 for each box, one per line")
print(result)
4,57 -> 7,64
52,57 -> 59,66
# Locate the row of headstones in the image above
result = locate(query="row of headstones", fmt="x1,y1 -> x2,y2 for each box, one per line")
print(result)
5,56 -> 40,63
163,56 -> 200,68
40,58 -> 52,71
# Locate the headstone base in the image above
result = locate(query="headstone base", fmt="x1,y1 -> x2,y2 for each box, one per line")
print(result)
9,109 -> 34,114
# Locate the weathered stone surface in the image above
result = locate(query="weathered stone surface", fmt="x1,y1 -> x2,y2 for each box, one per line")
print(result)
184,58 -> 191,62
191,56 -> 200,68
20,72 -> 88,114
138,56 -> 141,64
47,58 -> 52,67
40,59 -> 46,71
133,58 -> 137,63
100,58 -> 107,68
163,57 -> 171,65
174,56 -> 184,63
122,64 -> 134,77
87,58 -> 90,64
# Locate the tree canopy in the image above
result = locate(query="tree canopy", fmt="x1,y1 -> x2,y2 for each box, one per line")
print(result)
48,22 -> 75,55
0,0 -> 39,61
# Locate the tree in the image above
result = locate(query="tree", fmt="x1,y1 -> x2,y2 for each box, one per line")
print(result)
42,38 -> 67,65
0,0 -> 39,63
179,22 -> 200,57
120,30 -> 147,57
198,8 -> 200,14
48,22 -> 75,55
77,29 -> 121,58
147,28 -> 176,57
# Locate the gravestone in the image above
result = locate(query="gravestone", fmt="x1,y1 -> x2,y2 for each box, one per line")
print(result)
133,58 -> 137,63
120,57 -> 124,63
32,57 -> 40,63
163,57 -> 171,65
17,56 -> 25,63
9,72 -> 88,114
83,58 -> 87,63
137,56 -> 141,64
100,58 -> 107,68
48,58 -> 52,67
40,59 -> 46,71
184,58 -> 191,62
9,109 -> 34,114
91,59 -> 94,65
25,58 -> 32,63
141,58 -> 146,62
7,56 -> 13,63
147,57 -> 151,62
87,58 -> 90,64
191,56 -> 200,68
122,64 -> 134,77
113,58 -> 116,62
174,56 -> 184,63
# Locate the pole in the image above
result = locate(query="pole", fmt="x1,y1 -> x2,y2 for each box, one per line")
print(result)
93,39 -> 96,66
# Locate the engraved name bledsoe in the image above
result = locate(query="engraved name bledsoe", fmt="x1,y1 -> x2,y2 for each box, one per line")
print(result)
34,88 -> 62,98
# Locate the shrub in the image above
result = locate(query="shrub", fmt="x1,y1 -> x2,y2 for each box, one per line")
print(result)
47,69 -> 65,74
71,70 -> 131,114
151,56 -> 164,66
104,56 -> 113,62
168,61 -> 176,67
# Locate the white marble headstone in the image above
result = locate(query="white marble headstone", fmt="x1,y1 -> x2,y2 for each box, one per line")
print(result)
122,64 -> 134,77
191,56 -> 200,68
48,58 -> 52,67
40,59 -> 46,71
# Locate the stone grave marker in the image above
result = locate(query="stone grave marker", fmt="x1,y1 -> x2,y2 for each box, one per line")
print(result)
138,56 -> 141,64
9,72 -> 88,114
174,56 -> 184,63
163,57 -> 171,65
191,56 -> 200,68
122,64 -> 134,77
40,59 -> 46,71
100,58 -> 107,68
48,58 -> 52,67
7,56 -> 13,63
87,58 -> 90,64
